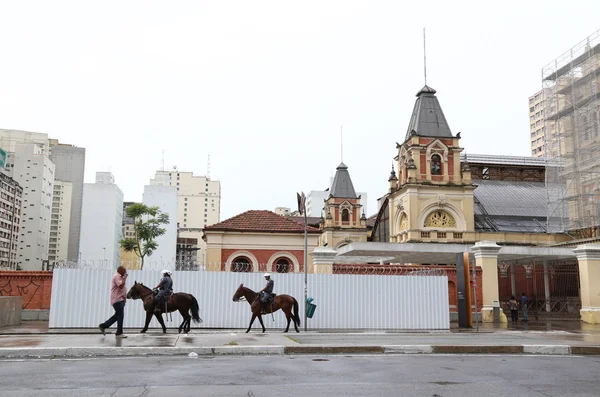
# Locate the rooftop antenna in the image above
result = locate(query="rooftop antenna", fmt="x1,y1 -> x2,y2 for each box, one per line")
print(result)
423,27 -> 427,86
161,149 -> 165,171
340,125 -> 343,163
207,154 -> 211,180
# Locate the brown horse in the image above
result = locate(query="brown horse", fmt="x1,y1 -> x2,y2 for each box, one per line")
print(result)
232,283 -> 300,333
126,282 -> 202,334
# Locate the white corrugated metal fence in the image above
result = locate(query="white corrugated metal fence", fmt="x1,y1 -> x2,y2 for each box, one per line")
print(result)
49,270 -> 449,330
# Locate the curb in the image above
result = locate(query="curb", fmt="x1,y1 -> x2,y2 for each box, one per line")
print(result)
2,344 -> 600,359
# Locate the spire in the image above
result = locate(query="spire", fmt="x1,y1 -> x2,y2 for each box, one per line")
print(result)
403,85 -> 453,142
329,162 -> 358,199
388,163 -> 398,182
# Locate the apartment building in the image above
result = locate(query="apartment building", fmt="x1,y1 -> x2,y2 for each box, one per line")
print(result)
149,169 -> 221,265
0,172 -> 22,270
48,180 -> 73,263
142,184 -> 177,269
49,140 -> 85,262
529,90 -> 547,157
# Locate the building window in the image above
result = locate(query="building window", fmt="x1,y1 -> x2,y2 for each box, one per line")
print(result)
231,257 -> 252,272
341,208 -> 349,222
274,258 -> 290,273
431,154 -> 442,175
482,167 -> 490,180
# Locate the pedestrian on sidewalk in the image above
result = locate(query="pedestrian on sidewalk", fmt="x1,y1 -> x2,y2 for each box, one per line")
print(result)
508,295 -> 519,325
99,266 -> 128,338
520,292 -> 528,323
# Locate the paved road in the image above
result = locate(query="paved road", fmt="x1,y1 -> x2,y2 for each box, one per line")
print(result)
1,355 -> 600,396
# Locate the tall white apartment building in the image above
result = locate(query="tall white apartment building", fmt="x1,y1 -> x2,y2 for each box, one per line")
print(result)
150,170 -> 221,265
4,143 -> 55,270
48,180 -> 72,263
79,172 -> 123,267
529,90 -> 547,157
142,184 -> 178,269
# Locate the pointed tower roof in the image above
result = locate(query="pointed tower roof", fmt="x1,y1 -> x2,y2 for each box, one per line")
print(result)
329,162 -> 358,199
404,85 -> 453,142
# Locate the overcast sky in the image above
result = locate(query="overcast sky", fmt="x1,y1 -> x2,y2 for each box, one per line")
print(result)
1,1 -> 599,220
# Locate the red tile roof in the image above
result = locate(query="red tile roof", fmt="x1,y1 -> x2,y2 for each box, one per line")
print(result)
204,210 -> 322,234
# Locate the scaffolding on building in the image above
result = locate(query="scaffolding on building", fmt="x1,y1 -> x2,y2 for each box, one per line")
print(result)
543,29 -> 600,236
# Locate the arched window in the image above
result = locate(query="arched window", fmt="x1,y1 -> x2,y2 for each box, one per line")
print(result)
274,258 -> 290,273
341,208 -> 350,222
231,256 -> 252,272
399,213 -> 408,231
424,210 -> 456,228
431,154 -> 442,175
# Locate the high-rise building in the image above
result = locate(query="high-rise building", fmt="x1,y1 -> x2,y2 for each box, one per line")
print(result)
0,130 -> 86,265
79,172 -> 123,267
0,172 -> 23,270
48,180 -> 72,263
142,184 -> 177,269
49,140 -> 85,262
529,90 -> 546,157
4,143 -> 55,269
149,170 -> 221,265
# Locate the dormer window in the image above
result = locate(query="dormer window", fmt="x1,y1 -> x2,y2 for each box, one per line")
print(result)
431,154 -> 442,175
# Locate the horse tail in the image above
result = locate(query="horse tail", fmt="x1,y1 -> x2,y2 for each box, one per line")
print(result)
190,294 -> 202,324
293,297 -> 301,327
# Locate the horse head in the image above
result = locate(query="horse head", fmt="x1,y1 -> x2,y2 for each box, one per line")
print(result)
126,281 -> 141,300
232,283 -> 246,302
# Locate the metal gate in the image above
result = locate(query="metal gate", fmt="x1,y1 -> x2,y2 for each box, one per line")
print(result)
498,261 -> 581,319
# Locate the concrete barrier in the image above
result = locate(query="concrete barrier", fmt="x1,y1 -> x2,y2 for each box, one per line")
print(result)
0,296 -> 23,328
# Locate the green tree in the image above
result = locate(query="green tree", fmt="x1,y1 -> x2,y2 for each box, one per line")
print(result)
120,203 -> 170,270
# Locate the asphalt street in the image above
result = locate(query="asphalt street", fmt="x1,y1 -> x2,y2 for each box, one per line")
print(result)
1,355 -> 600,396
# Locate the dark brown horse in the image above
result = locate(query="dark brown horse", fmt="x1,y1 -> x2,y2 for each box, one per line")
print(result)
126,282 -> 202,334
232,283 -> 300,333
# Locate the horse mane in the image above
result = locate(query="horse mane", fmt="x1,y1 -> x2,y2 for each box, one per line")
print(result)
136,282 -> 152,292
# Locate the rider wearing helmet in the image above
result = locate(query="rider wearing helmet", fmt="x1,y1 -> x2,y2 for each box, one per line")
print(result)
153,270 -> 173,312
259,273 -> 274,314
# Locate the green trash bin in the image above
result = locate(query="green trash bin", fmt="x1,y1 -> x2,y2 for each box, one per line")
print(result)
306,297 -> 317,319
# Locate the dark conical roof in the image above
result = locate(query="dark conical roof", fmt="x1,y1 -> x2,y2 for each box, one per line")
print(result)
330,162 -> 358,199
404,85 -> 453,142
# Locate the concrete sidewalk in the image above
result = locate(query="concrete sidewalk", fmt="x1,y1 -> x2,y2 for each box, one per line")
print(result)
2,327 -> 600,358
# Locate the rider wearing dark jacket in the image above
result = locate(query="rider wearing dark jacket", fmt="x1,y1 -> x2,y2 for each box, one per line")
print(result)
259,273 -> 274,314
154,270 -> 173,312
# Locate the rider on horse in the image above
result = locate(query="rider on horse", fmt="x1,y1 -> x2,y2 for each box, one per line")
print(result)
259,273 -> 274,314
153,270 -> 173,312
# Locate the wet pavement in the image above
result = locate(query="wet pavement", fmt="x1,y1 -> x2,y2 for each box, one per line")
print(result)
2,320 -> 600,350
1,327 -> 600,349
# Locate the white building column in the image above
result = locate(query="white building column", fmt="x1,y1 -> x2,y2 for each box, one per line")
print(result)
574,244 -> 600,324
471,241 -> 507,323
312,247 -> 337,274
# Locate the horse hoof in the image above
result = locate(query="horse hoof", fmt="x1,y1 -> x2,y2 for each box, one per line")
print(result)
245,330 -> 250,334
296,330 -> 300,333
283,330 -> 288,333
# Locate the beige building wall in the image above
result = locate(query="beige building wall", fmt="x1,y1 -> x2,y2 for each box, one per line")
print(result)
48,180 -> 72,263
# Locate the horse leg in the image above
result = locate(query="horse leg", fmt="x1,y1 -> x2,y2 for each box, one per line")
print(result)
257,314 -> 266,333
246,314 -> 257,333
140,311 -> 152,333
177,309 -> 186,334
284,309 -> 291,333
155,312 -> 167,334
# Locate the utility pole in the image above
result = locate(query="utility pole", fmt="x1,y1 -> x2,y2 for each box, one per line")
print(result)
297,192 -> 308,332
